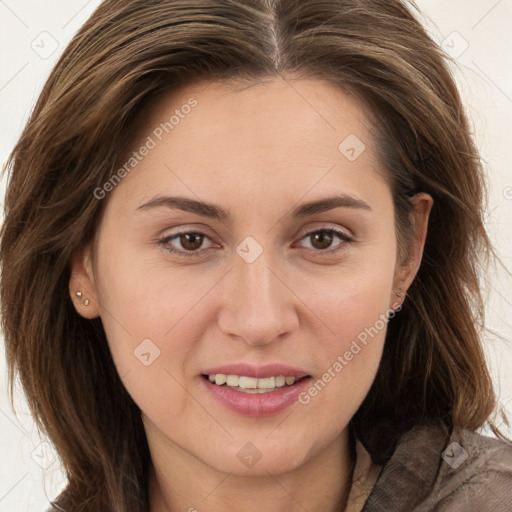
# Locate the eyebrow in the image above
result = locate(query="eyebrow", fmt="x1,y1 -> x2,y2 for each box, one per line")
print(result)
137,193 -> 371,222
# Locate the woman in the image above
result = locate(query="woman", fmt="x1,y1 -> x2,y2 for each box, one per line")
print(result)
1,0 -> 511,511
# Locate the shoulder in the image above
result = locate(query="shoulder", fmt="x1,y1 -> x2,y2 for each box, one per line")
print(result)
430,425 -> 512,511
362,421 -> 512,512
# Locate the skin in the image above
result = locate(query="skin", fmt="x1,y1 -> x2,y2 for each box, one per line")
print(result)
70,77 -> 433,512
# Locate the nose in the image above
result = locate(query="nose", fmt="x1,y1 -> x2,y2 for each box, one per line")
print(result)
217,253 -> 299,346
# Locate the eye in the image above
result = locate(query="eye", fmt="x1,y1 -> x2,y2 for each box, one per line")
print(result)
158,230 -> 215,257
296,228 -> 354,254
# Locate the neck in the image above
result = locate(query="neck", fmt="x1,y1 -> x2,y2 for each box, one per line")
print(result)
148,426 -> 356,512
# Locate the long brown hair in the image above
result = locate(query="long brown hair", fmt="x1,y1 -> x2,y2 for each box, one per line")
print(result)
1,0 -> 506,510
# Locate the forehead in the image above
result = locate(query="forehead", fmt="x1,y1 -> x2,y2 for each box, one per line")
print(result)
138,77 -> 376,147
108,77 -> 390,216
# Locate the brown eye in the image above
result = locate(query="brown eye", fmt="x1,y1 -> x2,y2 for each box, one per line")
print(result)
298,228 -> 353,254
159,231 -> 214,257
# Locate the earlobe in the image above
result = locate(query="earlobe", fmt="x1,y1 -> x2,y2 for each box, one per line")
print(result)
69,244 -> 101,319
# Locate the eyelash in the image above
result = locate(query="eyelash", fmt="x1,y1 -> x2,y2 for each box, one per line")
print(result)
157,228 -> 354,258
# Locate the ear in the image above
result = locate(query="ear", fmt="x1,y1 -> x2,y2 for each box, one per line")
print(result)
69,244 -> 101,319
391,192 -> 434,308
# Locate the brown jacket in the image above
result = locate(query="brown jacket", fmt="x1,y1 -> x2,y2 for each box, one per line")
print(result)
359,422 -> 512,511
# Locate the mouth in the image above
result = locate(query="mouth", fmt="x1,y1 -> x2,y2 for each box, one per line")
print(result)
201,373 -> 309,393
200,365 -> 312,416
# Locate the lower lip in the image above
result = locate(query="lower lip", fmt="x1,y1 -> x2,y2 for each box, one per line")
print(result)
201,376 -> 312,417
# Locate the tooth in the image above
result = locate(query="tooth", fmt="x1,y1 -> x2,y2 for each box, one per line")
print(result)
257,377 -> 276,389
275,375 -> 286,387
215,374 -> 227,385
226,375 -> 240,387
239,376 -> 258,389
212,373 -> 298,388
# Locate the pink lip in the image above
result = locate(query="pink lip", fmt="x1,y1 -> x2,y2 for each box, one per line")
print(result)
202,377 -> 311,417
201,363 -> 309,379
199,363 -> 312,417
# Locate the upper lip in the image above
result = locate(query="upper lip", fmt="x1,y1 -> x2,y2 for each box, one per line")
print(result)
202,363 -> 310,380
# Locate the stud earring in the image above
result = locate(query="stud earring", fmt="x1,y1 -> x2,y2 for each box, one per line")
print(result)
75,291 -> 90,306
396,287 -> 405,298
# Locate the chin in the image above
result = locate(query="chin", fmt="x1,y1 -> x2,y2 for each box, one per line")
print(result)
206,438 -> 312,477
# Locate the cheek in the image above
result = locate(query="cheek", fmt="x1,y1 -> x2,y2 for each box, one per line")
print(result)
94,225 -> 188,332
93,235 -> 219,397
93,251 -> 201,418
294,242 -> 396,409
303,243 -> 397,347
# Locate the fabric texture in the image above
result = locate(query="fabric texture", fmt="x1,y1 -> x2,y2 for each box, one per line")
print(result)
359,421 -> 512,512
346,436 -> 383,512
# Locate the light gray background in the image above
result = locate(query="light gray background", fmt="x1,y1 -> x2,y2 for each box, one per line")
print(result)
1,1 -> 511,510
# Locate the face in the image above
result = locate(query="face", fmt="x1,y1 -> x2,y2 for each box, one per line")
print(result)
71,77 -> 431,477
